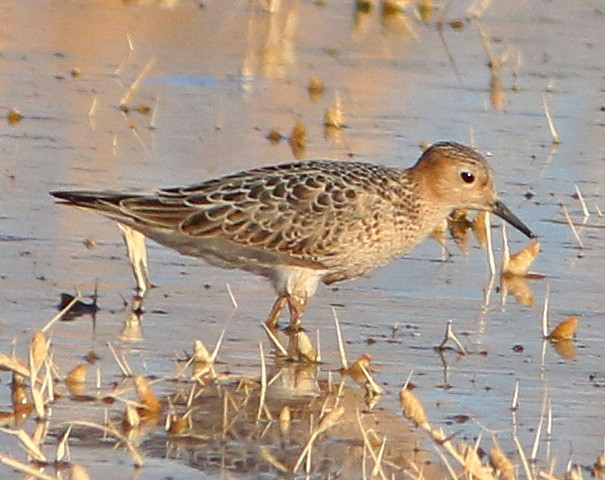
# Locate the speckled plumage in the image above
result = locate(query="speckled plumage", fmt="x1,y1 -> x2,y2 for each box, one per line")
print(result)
52,142 -> 534,329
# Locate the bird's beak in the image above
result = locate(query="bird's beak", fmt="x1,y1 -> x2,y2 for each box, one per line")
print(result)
491,200 -> 536,239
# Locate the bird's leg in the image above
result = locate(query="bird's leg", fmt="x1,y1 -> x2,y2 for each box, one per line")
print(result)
265,296 -> 287,331
118,223 -> 152,296
286,295 -> 308,332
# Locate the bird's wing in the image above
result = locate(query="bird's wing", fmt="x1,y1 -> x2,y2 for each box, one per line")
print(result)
118,160 -> 393,267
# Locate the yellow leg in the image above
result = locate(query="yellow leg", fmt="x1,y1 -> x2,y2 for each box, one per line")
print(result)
265,296 -> 287,330
287,295 -> 308,331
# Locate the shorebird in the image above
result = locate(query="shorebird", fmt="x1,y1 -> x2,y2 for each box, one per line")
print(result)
51,142 -> 534,330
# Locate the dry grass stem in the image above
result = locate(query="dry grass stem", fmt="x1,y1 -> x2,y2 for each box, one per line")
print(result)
531,400 -> 546,461
259,446 -> 289,472
566,464 -> 583,480
546,400 -> 554,442
0,353 -> 30,378
560,201 -> 584,248
148,96 -> 159,130
0,453 -> 57,480
501,223 -> 511,272
134,375 -> 162,413
221,390 -> 230,438
42,293 -> 82,333
543,93 -> 560,144
107,342 -> 132,376
123,404 -> 141,430
574,185 -> 589,217
47,349 -> 63,378
88,96 -> 98,120
432,443 -> 459,480
120,57 -> 155,107
125,32 -> 133,51
0,427 -> 47,462
333,308 -> 349,370
209,332 -> 225,363
29,352 -> 47,419
371,435 -> 388,478
430,429 -> 475,475
261,323 -> 288,357
317,406 -> 345,435
358,361 -> 383,396
293,406 -> 345,473
32,421 -> 48,455
67,421 -> 143,467
226,283 -> 238,310
56,425 -> 72,463
512,380 -> 520,411
438,319 -> 467,355
29,330 -> 49,376
540,284 -> 550,338
484,211 -> 496,276
513,433 -> 534,480
538,472 -> 561,480
257,342 -> 267,423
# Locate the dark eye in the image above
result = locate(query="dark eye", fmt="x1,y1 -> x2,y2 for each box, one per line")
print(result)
460,171 -> 475,184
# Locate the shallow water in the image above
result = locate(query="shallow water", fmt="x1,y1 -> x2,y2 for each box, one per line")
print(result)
1,0 -> 604,478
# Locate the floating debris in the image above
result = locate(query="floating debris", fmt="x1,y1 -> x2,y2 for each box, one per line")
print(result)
57,293 -> 99,320
134,376 -> 162,414
7,108 -> 22,125
266,129 -> 283,144
66,364 -> 89,386
307,76 -> 325,100
324,92 -> 346,128
502,240 -> 541,276
548,316 -> 579,341
449,19 -> 465,30
288,121 -> 307,159
355,0 -> 374,13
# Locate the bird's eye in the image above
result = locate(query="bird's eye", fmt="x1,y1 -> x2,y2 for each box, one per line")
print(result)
460,171 -> 475,184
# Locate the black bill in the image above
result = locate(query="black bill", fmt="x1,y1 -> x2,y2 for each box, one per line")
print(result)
491,200 -> 536,239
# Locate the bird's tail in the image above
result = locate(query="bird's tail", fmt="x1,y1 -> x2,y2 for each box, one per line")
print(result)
50,190 -> 142,224
51,190 -> 133,207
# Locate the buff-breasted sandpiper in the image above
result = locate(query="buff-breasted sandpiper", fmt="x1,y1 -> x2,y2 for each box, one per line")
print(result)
51,142 -> 535,330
